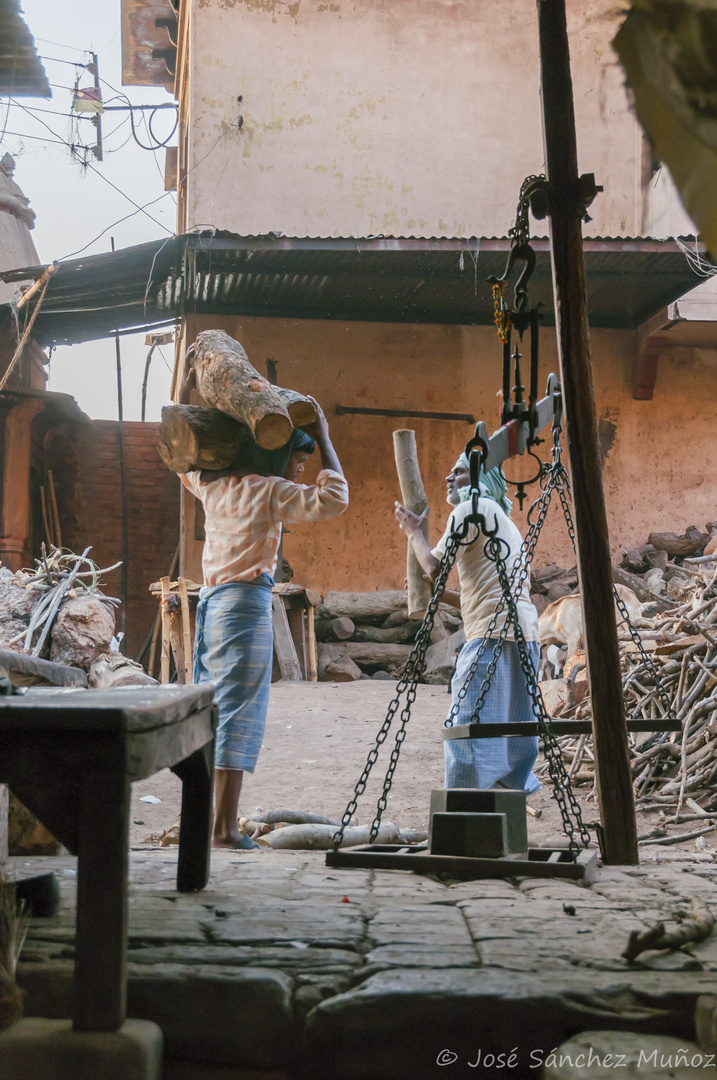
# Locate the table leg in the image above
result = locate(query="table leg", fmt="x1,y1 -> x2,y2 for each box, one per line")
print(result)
171,739 -> 214,892
73,773 -> 129,1031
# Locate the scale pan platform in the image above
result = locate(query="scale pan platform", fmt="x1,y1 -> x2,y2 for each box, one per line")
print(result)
325,843 -> 597,881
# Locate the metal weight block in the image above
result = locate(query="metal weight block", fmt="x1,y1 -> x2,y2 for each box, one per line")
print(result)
430,812 -> 509,858
429,788 -> 527,853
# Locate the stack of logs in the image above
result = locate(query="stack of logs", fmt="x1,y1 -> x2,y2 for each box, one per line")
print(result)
534,521 -> 717,816
316,590 -> 463,682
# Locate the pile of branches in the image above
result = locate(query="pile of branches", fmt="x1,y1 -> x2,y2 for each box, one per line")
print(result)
6,545 -> 120,657
535,554 -> 717,815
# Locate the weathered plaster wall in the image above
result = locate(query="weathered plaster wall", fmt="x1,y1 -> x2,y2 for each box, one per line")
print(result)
181,315 -> 717,592
183,0 -> 644,239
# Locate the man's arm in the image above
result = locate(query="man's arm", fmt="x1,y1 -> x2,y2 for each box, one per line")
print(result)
300,396 -> 344,476
395,502 -> 440,581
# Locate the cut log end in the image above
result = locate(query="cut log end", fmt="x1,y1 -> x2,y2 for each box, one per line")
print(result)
254,412 -> 294,450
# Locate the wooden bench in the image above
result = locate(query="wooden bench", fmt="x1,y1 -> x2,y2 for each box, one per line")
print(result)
0,684 -> 217,1033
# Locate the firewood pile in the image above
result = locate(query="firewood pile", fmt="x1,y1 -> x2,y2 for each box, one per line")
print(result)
0,546 -> 155,688
315,590 -> 463,682
533,521 -> 717,813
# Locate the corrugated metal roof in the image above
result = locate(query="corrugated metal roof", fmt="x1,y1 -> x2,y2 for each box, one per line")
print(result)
0,0 -> 49,97
0,232 -> 704,346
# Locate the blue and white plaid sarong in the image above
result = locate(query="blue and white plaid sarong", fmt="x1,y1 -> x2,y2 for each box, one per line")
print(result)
444,637 -> 541,792
193,575 -> 274,772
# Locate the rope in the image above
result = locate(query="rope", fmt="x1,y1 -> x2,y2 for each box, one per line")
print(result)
0,276 -> 51,394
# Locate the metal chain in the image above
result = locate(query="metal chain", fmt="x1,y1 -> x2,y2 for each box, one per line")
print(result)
509,174 -> 547,248
484,532 -> 592,855
331,527 -> 464,850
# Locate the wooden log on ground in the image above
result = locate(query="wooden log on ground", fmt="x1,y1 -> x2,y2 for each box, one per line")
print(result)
314,616 -> 355,642
340,642 -> 413,667
612,564 -> 672,607
192,330 -> 293,450
393,429 -> 431,620
430,616 -> 450,644
351,623 -> 418,645
382,609 -> 409,628
322,591 -> 408,620
158,404 -> 251,473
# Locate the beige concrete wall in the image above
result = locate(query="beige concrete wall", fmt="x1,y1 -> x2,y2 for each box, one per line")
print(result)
182,0 -> 647,239
181,315 -> 717,592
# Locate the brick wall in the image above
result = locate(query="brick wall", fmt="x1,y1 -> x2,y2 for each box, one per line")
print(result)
52,420 -> 181,662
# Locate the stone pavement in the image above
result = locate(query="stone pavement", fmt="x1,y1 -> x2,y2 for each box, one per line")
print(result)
11,849 -> 717,1079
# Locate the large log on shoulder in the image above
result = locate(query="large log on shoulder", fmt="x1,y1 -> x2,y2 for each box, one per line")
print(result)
158,404 -> 251,473
193,330 -> 293,450
276,387 -> 317,428
322,591 -> 408,620
393,429 -> 432,620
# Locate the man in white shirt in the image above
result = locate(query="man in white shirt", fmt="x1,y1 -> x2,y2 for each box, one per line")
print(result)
395,455 -> 541,792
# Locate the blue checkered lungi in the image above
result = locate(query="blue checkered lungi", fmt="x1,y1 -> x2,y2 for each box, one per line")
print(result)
193,575 -> 274,772
444,638 -> 541,792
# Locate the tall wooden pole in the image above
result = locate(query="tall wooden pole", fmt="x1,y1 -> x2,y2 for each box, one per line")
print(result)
537,0 -> 638,864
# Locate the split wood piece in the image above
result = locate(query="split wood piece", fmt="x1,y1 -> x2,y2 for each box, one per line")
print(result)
318,650 -> 363,682
649,527 -> 706,558
393,429 -> 432,620
622,896 -> 714,962
275,387 -> 317,427
306,605 -> 318,682
178,578 -> 193,685
271,594 -> 302,681
158,405 -> 251,474
314,616 -> 355,642
322,590 -> 408,620
192,330 -> 293,450
46,471 -> 62,549
262,821 -> 399,850
160,576 -> 171,684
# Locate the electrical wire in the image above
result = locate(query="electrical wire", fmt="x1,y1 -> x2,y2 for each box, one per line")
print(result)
80,161 -> 174,233
58,190 -> 174,261
673,235 -> 717,279
38,55 -> 90,69
35,37 -> 91,54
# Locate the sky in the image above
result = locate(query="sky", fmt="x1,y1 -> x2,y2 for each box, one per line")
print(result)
4,0 -> 178,420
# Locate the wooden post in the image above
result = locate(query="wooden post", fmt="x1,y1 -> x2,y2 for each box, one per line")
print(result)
393,429 -> 432,620
178,577 -> 193,684
306,604 -> 318,682
537,0 -> 638,863
160,576 -> 171,684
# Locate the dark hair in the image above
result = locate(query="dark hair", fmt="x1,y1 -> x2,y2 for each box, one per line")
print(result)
292,430 -> 316,455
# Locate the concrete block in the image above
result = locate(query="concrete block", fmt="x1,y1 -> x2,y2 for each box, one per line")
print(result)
429,788 -> 527,852
430,812 -> 508,858
0,1018 -> 162,1080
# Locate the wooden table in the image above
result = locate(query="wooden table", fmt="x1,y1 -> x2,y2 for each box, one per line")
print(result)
0,684 -> 217,1033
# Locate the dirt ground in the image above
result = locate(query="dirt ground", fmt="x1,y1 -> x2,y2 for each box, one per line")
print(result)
130,681 -> 711,861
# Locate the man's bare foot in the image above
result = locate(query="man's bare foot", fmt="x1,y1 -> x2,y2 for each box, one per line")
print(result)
212,830 -> 260,851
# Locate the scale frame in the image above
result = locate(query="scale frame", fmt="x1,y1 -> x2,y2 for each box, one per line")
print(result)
326,844 -> 598,882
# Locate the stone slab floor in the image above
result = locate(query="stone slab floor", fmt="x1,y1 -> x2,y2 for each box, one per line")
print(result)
10,849 -> 717,1080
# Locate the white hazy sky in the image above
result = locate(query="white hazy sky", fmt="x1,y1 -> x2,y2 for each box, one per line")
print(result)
6,0 -> 177,420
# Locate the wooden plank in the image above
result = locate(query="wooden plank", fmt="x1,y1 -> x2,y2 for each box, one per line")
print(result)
286,607 -> 308,679
272,594 -> 302,681
0,648 -> 87,688
537,0 -> 638,865
325,845 -> 597,881
442,718 -> 681,738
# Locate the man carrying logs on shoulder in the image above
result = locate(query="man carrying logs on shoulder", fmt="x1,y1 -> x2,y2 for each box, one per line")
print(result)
395,454 -> 541,794
178,343 -> 348,849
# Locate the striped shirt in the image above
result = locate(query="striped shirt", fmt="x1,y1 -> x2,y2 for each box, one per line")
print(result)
181,469 -> 348,586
